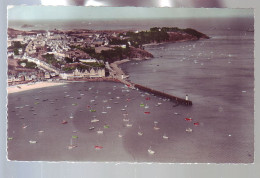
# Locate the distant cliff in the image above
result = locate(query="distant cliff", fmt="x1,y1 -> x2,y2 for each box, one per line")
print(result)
167,28 -> 209,42
128,47 -> 154,59
120,27 -> 209,47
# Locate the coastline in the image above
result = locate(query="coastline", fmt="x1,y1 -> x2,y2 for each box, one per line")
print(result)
7,57 -> 146,94
8,81 -> 66,94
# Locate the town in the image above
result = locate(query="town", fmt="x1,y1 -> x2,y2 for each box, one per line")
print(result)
7,27 -> 208,85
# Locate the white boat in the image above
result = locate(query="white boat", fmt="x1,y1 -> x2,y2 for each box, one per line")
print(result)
126,123 -> 133,127
163,134 -> 169,139
106,106 -> 112,109
121,108 -> 126,111
186,128 -> 193,133
102,111 -> 107,114
138,131 -> 143,136
91,118 -> 99,123
97,130 -> 104,134
69,113 -> 74,119
123,118 -> 129,122
29,140 -> 37,144
89,127 -> 95,130
148,146 -> 155,154
23,125 -> 28,129
154,127 -> 160,130
144,104 -> 149,109
118,133 -> 123,138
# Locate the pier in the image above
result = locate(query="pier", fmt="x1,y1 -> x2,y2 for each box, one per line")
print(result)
108,60 -> 192,106
133,83 -> 192,106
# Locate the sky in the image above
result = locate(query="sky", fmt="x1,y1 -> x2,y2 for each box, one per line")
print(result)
8,6 -> 254,21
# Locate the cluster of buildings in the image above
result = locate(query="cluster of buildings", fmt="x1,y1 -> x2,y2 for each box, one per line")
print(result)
7,28 -> 119,84
8,71 -> 56,83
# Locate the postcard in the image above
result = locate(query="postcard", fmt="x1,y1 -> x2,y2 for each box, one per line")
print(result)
7,6 -> 254,163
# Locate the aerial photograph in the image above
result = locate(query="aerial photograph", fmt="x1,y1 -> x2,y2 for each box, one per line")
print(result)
7,6 -> 254,163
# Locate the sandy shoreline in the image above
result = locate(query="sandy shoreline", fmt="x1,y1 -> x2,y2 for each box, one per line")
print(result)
8,81 -> 66,94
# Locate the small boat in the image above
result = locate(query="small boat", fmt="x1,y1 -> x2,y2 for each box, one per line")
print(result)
69,114 -> 74,119
62,120 -> 68,124
138,131 -> 143,136
91,118 -> 99,123
95,145 -> 103,150
106,106 -> 112,109
104,125 -> 110,129
29,140 -> 37,144
154,127 -> 160,130
194,122 -> 199,126
123,118 -> 129,122
126,123 -> 133,127
121,108 -> 126,111
144,104 -> 149,109
68,145 -> 77,149
90,109 -> 96,112
153,122 -> 160,130
174,112 -> 180,115
148,146 -> 155,155
185,118 -> 192,121
118,133 -> 123,138
186,128 -> 193,133
38,130 -> 44,133
140,103 -> 145,107
101,111 -> 107,114
144,111 -> 150,114
89,126 -> 95,130
97,130 -> 104,134
163,134 -> 169,139
145,97 -> 150,100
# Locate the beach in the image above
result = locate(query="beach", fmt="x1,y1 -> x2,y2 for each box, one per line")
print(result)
8,82 -> 66,94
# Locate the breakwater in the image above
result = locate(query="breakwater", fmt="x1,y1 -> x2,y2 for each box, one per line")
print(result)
133,83 -> 192,106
